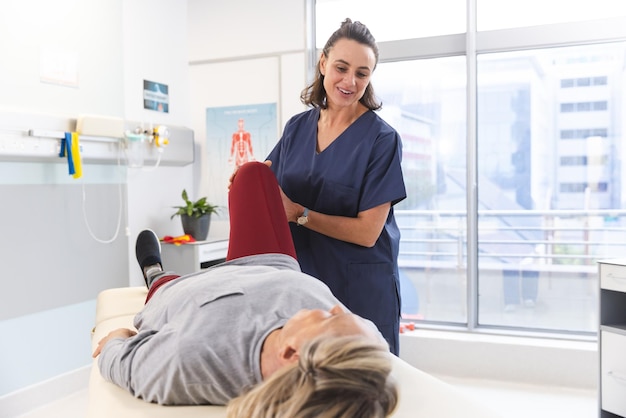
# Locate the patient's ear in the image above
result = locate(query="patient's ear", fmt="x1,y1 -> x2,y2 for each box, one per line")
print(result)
279,344 -> 299,364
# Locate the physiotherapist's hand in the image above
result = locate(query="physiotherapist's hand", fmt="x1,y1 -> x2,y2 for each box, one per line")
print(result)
92,328 -> 137,358
279,188 -> 306,223
228,160 -> 273,190
263,160 -> 304,222
227,166 -> 239,191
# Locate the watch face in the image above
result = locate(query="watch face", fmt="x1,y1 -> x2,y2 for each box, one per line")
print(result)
297,216 -> 308,225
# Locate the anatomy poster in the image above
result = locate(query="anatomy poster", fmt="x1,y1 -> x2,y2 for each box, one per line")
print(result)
205,103 -> 278,209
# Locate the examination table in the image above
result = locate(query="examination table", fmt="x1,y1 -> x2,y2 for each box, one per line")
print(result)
88,286 -> 502,418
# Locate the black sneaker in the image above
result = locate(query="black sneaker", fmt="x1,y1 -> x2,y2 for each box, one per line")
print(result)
135,229 -> 163,285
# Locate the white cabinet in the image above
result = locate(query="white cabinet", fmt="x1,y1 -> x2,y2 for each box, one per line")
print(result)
161,239 -> 228,276
599,259 -> 626,418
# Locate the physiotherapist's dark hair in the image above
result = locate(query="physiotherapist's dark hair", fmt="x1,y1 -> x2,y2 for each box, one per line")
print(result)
301,18 -> 382,111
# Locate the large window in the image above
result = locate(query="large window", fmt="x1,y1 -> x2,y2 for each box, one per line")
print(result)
375,57 -> 468,324
315,1 -> 626,338
476,43 -> 626,333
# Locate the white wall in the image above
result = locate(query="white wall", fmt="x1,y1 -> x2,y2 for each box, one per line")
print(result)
0,0 -> 124,117
0,0 -> 126,404
187,0 -> 308,233
0,0 -> 195,414
122,0 -> 196,287
187,0 -> 306,61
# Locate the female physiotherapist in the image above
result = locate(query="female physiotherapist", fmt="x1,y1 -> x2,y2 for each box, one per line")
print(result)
266,18 -> 406,355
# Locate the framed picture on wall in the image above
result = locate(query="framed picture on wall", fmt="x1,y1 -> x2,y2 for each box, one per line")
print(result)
205,103 -> 278,210
143,80 -> 169,113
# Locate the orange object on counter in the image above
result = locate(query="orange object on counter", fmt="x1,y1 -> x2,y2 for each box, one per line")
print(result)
162,234 -> 196,246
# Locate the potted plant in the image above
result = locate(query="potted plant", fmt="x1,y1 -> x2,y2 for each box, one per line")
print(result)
171,189 -> 219,241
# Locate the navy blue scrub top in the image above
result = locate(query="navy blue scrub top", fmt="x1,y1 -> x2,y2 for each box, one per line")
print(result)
267,108 -> 407,352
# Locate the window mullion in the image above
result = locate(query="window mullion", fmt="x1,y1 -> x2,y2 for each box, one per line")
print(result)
466,0 -> 479,331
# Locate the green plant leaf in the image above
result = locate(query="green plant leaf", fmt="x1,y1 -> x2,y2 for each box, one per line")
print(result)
171,189 -> 220,219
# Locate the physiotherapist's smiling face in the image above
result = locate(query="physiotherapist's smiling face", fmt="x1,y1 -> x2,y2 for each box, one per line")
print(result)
320,38 -> 376,108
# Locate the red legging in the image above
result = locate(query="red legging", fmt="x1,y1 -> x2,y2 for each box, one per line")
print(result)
146,162 -> 296,303
226,161 -> 297,260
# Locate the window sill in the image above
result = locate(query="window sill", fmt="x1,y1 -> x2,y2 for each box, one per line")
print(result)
399,329 -> 597,389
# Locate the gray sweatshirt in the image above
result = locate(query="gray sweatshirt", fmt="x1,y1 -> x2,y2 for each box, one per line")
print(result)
97,254 -> 342,405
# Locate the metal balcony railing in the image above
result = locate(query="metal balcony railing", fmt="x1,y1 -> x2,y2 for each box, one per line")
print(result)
395,209 -> 626,274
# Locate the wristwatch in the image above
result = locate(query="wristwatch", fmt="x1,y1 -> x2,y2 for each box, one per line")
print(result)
297,208 -> 309,226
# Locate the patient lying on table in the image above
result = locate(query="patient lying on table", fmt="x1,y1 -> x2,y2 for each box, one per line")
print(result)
92,162 -> 398,417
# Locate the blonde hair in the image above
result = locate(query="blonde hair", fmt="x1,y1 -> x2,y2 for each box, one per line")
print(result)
226,335 -> 398,418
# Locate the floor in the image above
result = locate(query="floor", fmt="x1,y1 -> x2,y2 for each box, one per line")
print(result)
16,379 -> 597,418
17,390 -> 88,418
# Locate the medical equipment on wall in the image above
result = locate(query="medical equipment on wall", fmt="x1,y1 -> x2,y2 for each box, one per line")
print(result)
0,111 -> 192,166
76,115 -> 126,244
123,124 -> 170,170
2,111 -> 192,245
123,128 -> 146,168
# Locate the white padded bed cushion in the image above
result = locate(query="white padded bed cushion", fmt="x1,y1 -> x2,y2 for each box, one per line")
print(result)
88,287 -> 502,418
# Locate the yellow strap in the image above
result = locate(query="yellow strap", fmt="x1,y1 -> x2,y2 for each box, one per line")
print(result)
71,132 -> 83,179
